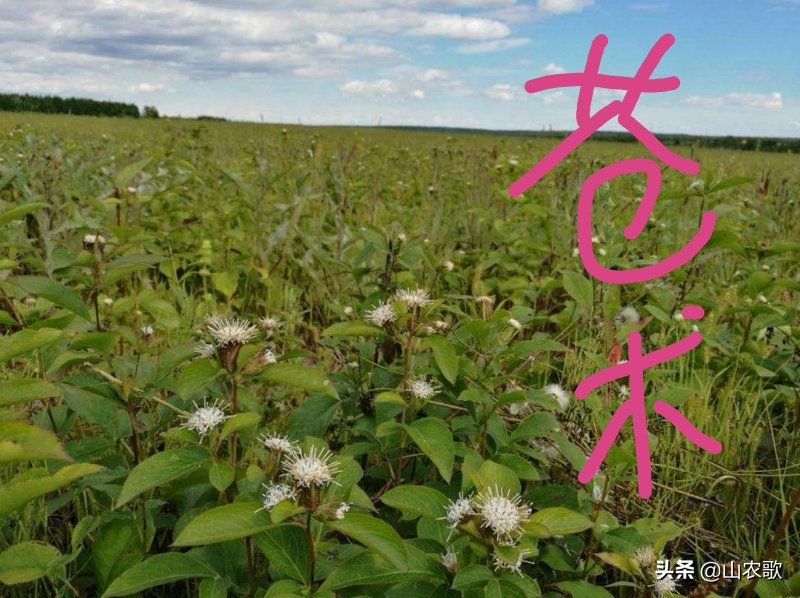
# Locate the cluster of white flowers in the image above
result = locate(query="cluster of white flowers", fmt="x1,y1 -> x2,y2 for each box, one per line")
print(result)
181,398 -> 230,440
334,502 -> 350,520
407,376 -> 438,401
282,446 -> 340,488
194,341 -> 216,360
441,550 -> 458,573
259,315 -> 281,331
444,494 -> 475,528
543,384 -> 570,411
260,483 -> 297,510
365,302 -> 397,327
261,433 -> 297,454
507,318 -> 522,331
491,549 -> 533,575
475,486 -> 532,546
651,576 -> 678,597
255,348 -> 278,366
632,546 -> 657,570
614,306 -> 640,326
205,315 -> 260,347
83,233 -> 107,249
394,288 -> 432,309
442,260 -> 455,272
139,324 -> 154,339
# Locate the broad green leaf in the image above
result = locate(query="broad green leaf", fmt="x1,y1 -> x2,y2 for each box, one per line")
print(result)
0,420 -> 69,463
405,417 -> 454,482
139,294 -> 181,330
594,552 -> 635,575
173,503 -> 273,546
211,271 -> 238,299
0,201 -> 48,226
510,412 -> 560,442
219,412 -> 261,440
529,507 -> 593,536
92,519 -> 145,593
554,581 -> 613,598
470,460 -> 520,495
327,513 -> 408,570
116,446 -> 210,507
199,577 -> 232,598
424,335 -> 458,384
452,565 -> 493,590
61,384 -> 130,439
380,485 -> 449,520
320,545 -> 443,591
0,378 -> 60,407
286,394 -> 340,439
102,552 -> 217,597
105,254 -> 162,285
8,276 -> 90,320
0,327 -> 62,363
114,157 -> 151,190
262,363 -> 338,398
562,271 -> 594,312
254,524 -> 310,583
0,463 -> 103,516
208,461 -> 234,492
177,360 -> 223,400
0,541 -> 60,585
322,321 -> 385,337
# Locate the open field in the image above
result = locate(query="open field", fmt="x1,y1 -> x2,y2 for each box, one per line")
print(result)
0,111 -> 798,597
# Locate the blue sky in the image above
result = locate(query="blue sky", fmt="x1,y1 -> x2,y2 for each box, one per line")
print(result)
0,0 -> 798,136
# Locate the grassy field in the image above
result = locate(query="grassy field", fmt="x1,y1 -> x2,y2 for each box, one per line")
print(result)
0,111 -> 798,597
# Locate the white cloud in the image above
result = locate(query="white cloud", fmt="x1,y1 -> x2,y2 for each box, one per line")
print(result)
341,79 -> 398,97
484,83 -> 522,101
537,0 -> 593,14
130,83 -> 170,93
682,92 -> 783,110
541,61 -> 565,74
457,37 -> 530,53
410,89 -> 426,99
420,68 -> 448,82
407,14 -> 509,39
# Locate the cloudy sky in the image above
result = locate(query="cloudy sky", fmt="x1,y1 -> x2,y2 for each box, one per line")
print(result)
1,0 -> 798,136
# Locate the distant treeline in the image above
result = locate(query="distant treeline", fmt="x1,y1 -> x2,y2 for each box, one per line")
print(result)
0,93 -> 141,118
386,126 -> 800,154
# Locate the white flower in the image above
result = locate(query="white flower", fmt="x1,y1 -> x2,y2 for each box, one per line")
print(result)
757,293 -> 768,304
475,486 -> 531,545
102,297 -> 114,306
433,320 -> 449,331
652,576 -> 678,597
139,324 -> 154,338
194,341 -> 216,360
543,384 -> 569,411
598,247 -> 607,256
259,315 -> 281,331
394,288 -> 432,308
343,306 -> 354,316
572,247 -> 580,257
441,550 -> 458,572
407,376 -> 437,401
491,549 -> 533,575
618,385 -> 629,399
632,546 -> 657,570
442,260 -> 454,272
261,433 -> 297,454
761,264 -> 770,271
260,483 -> 297,510
255,348 -> 278,366
181,399 -> 229,440
397,233 -> 407,242
591,235 -> 600,244
475,295 -> 495,305
444,494 -> 475,528
334,502 -> 350,520
205,315 -> 259,346
673,312 -> 684,321
365,302 -> 396,327
126,186 -> 138,194
614,306 -> 640,326
507,318 -> 522,331
282,446 -> 340,488
83,233 -> 106,248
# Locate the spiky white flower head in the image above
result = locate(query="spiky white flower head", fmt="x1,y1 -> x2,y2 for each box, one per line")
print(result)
433,320 -> 449,331
139,324 -> 154,339
475,295 -> 495,305
102,297 -> 114,306
126,186 -> 138,194
343,306 -> 354,316
441,550 -> 458,573
591,235 -> 600,244
757,293 -> 768,304
652,576 -> 678,597
397,232 -> 407,242
572,247 -> 580,258
194,341 -> 216,360
181,398 -> 230,440
632,546 -> 657,570
261,433 -> 297,454
444,494 -> 475,528
475,486 -> 531,545
761,263 -> 771,271
260,483 -> 297,511
257,348 -> 278,365
334,502 -> 350,520
259,315 -> 281,331
83,233 -> 106,248
614,306 -> 640,326
365,302 -> 396,327
673,312 -> 684,321
507,318 -> 522,331
442,260 -> 455,272
598,247 -> 607,256
543,384 -> 569,411
394,288 -> 432,309
282,446 -> 340,488
407,376 -> 438,401
205,315 -> 259,346
491,549 -> 533,575
618,385 -> 629,398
